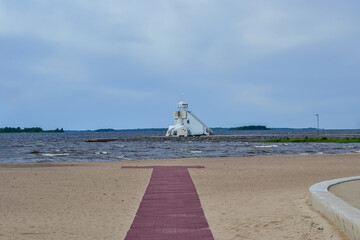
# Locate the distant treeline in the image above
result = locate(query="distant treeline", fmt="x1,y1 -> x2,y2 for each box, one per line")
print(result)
93,128 -> 168,132
94,128 -> 116,132
230,125 -> 270,131
0,127 -> 64,133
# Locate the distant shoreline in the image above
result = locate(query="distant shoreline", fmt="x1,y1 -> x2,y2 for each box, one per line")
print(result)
65,127 -> 353,132
1,127 -> 359,133
0,127 -> 64,133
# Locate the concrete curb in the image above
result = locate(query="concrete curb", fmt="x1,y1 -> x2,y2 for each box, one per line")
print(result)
310,176 -> 360,240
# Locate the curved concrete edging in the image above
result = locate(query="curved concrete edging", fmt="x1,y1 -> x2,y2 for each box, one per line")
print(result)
310,176 -> 360,240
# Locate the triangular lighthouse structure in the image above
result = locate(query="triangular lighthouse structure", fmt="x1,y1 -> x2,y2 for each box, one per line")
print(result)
166,102 -> 213,137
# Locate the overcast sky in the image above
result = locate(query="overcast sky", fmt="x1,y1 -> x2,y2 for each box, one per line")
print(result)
1,0 -> 360,130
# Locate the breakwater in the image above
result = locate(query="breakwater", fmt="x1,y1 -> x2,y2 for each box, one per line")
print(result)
86,134 -> 360,143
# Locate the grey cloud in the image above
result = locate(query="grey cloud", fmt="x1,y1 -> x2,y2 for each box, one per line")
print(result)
1,0 -> 360,128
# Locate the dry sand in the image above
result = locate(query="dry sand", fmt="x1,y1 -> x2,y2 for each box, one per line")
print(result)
329,179 -> 360,210
1,153 -> 360,240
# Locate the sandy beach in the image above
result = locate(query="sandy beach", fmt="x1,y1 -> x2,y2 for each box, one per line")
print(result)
1,153 -> 360,240
329,179 -> 360,210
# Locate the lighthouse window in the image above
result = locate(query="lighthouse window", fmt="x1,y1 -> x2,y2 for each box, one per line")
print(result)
187,120 -> 190,124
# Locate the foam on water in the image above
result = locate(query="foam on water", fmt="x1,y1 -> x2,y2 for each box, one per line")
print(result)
41,153 -> 70,157
95,151 -> 108,155
254,145 -> 279,148
190,150 -> 202,153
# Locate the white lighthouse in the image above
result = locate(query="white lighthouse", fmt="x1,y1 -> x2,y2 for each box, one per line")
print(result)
166,102 -> 213,137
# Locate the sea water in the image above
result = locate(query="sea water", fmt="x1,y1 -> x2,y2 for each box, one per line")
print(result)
0,129 -> 360,163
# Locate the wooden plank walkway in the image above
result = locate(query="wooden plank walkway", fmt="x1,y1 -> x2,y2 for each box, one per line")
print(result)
122,166 -> 214,240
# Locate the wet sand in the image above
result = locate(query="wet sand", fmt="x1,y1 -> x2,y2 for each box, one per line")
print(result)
1,153 -> 360,239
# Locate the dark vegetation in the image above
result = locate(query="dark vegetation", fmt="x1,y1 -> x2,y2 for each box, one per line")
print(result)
264,137 -> 360,143
230,125 -> 269,131
92,128 -> 168,132
0,127 -> 64,133
94,128 -> 116,132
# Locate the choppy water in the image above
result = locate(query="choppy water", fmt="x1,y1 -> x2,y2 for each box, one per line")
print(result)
1,129 -> 360,163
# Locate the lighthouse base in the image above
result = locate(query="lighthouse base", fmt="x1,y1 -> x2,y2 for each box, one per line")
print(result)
166,124 -> 189,137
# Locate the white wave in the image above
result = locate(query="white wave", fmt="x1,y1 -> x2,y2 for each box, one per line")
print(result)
190,150 -> 202,153
316,152 -> 324,155
299,153 -> 310,155
353,150 -> 360,153
114,155 -> 125,159
95,151 -> 108,155
41,153 -> 69,157
254,145 -> 279,148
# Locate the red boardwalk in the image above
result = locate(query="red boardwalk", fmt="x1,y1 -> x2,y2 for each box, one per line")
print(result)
122,166 -> 214,240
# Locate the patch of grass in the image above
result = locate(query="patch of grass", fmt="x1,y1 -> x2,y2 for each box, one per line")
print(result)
336,138 -> 360,143
264,137 -> 360,143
